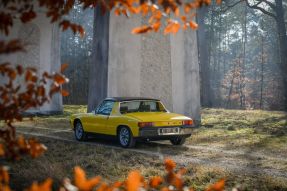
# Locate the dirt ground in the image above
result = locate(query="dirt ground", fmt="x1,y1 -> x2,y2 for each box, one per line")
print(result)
4,106 -> 287,190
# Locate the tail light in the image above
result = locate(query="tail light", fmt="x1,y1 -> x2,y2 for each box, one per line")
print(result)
183,120 -> 193,126
138,122 -> 154,128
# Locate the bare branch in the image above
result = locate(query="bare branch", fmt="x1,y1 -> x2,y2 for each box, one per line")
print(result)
259,0 -> 276,10
246,0 -> 276,19
219,0 -> 275,15
219,0 -> 244,14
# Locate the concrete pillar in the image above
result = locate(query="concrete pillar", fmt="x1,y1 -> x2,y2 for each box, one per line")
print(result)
89,10 -> 201,123
0,11 -> 62,115
88,8 -> 110,112
170,29 -> 201,123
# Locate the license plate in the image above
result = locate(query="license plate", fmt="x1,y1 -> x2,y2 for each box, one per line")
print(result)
158,127 -> 179,135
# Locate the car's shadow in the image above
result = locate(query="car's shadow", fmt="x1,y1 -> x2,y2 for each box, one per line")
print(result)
83,135 -> 189,155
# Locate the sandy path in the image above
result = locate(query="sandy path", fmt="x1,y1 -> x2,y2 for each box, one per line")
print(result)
16,127 -> 287,179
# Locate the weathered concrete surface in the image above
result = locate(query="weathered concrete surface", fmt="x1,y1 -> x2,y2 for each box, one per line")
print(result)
171,29 -> 201,123
140,17 -> 173,110
87,8 -> 110,112
89,11 -> 201,122
0,11 -> 62,114
108,14 -> 142,98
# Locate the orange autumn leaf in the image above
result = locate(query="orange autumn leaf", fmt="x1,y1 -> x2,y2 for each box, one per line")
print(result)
160,186 -> 169,191
25,70 -> 34,82
16,65 -> 23,75
97,183 -> 109,191
37,86 -> 45,96
122,9 -> 129,17
61,63 -> 69,73
28,139 -> 47,158
164,7 -> 171,14
177,168 -> 187,176
0,144 -> 5,156
171,175 -> 183,190
204,0 -> 212,5
128,6 -> 141,14
189,21 -> 198,30
126,0 -> 135,6
111,181 -> 122,189
61,89 -> 69,97
216,0 -> 222,4
0,40 -> 24,54
126,170 -> 142,191
152,22 -> 161,32
25,178 -> 53,191
17,135 -> 29,150
205,179 -> 225,191
140,3 -> 149,16
31,75 -> 38,83
60,20 -> 71,31
8,70 -> 16,80
149,10 -> 162,24
20,10 -> 36,23
74,166 -> 101,191
184,4 -> 192,13
149,176 -> 163,188
153,10 -> 162,20
164,22 -> 180,35
175,7 -> 180,16
164,158 -> 176,172
49,85 -> 61,97
132,25 -> 152,34
54,73 -> 67,85
78,25 -> 85,38
114,8 -> 121,16
181,16 -> 187,22
0,166 -> 9,184
0,184 -> 11,191
183,23 -> 188,30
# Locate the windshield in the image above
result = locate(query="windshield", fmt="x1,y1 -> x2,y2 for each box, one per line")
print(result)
119,100 -> 167,114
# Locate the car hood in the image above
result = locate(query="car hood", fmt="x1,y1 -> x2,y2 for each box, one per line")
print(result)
124,112 -> 191,122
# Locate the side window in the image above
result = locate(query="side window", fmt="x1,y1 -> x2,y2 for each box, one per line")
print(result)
146,101 -> 157,111
96,101 -> 114,115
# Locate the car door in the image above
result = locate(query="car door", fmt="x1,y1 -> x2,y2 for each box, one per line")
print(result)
86,100 -> 115,134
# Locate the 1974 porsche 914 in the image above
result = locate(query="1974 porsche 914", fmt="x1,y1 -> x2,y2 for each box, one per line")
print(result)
70,97 -> 194,148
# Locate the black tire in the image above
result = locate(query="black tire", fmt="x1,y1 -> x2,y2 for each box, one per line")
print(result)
117,126 -> 136,148
74,121 -> 87,141
170,136 -> 186,145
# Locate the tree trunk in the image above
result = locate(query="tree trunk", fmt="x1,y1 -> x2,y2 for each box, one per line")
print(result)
239,5 -> 247,108
260,35 -> 264,109
226,63 -> 236,108
197,6 -> 213,107
275,0 -> 287,110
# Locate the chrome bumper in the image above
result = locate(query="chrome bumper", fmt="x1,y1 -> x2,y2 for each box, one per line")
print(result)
138,126 -> 193,138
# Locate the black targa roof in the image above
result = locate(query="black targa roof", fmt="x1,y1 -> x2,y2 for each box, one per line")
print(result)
104,97 -> 160,102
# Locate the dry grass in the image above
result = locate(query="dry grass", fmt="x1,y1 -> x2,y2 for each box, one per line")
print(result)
189,108 -> 287,155
3,106 -> 287,190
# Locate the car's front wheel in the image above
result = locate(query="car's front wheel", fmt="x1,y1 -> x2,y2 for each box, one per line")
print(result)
118,126 -> 135,148
74,121 -> 87,141
170,136 -> 186,145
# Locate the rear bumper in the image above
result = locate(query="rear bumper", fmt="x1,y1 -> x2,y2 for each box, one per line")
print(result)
136,126 -> 193,140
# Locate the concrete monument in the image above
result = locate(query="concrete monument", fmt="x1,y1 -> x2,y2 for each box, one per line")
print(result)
88,10 -> 201,124
0,10 -> 62,115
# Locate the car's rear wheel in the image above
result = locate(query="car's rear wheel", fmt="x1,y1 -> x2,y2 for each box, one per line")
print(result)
170,136 -> 186,145
74,121 -> 87,141
118,126 -> 135,148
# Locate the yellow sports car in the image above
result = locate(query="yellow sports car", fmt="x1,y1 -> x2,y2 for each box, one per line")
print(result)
71,97 -> 194,148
